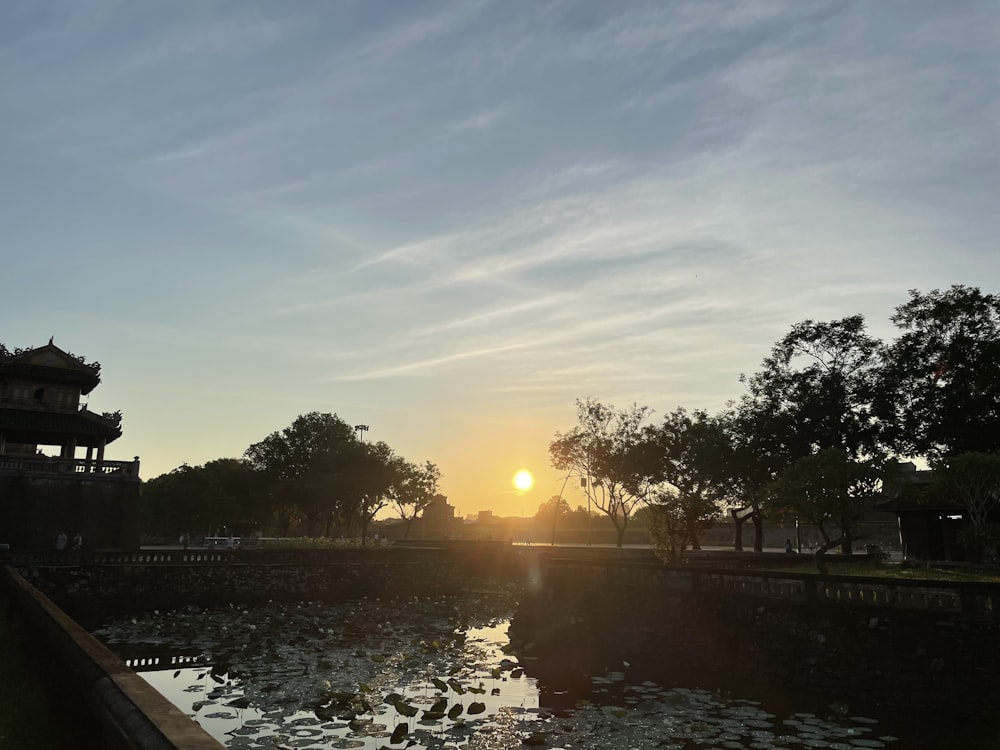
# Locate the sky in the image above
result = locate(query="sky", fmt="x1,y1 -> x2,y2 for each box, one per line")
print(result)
3,1 -> 999,518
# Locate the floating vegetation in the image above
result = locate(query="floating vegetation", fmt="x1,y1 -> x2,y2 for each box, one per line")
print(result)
95,596 -> 900,749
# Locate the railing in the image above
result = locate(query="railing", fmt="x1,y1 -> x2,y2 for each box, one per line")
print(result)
11,544 -> 996,619
0,456 -> 140,480
123,652 -> 209,673
3,546 -> 427,568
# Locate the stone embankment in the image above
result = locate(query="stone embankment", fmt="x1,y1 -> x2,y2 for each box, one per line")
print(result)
1,565 -> 223,750
509,553 -> 1000,724
10,543 -> 520,626
9,543 -> 1000,744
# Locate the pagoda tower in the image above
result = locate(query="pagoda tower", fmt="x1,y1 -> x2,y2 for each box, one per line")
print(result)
0,340 -> 140,550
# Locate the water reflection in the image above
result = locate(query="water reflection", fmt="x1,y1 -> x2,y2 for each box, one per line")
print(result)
98,600 -> 901,749
132,621 -> 542,749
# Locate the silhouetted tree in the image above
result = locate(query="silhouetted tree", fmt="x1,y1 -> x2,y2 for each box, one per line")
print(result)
535,494 -> 572,545
392,460 -> 441,539
549,398 -> 653,548
730,316 -> 883,551
876,286 -> 1000,458
768,448 -> 884,572
930,452 -> 1000,563
721,400 -> 790,552
641,408 -> 732,551
646,488 -> 691,564
743,315 -> 882,459
244,412 -> 359,536
244,412 -> 357,481
348,440 -> 407,544
142,459 -> 260,539
535,494 -> 572,521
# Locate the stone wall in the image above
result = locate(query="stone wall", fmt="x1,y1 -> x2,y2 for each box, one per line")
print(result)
509,556 -> 1000,728
17,545 -> 1000,737
18,545 -> 520,626
1,565 -> 222,750
0,473 -> 140,550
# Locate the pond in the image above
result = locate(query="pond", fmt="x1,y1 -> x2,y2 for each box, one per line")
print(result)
94,596 -> 908,749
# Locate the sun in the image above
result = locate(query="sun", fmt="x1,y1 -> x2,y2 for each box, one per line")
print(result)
513,469 -> 535,492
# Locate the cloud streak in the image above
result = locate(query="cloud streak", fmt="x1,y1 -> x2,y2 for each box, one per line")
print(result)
3,1 -> 998,514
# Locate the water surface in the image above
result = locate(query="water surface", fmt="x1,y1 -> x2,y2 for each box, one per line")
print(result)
96,597 -> 904,749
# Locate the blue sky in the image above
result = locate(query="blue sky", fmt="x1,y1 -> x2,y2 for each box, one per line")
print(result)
3,1 -> 998,517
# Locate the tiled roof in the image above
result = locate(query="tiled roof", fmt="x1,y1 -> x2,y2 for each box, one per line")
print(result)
0,343 -> 102,394
0,407 -> 122,446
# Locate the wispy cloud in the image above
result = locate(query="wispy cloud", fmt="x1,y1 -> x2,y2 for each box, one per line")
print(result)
4,1 -> 998,510
446,107 -> 508,133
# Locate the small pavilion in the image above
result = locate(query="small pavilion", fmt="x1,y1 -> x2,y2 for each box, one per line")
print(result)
0,340 -> 140,550
0,340 -> 125,464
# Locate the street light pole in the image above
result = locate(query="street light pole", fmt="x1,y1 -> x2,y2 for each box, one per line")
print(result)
552,474 -> 574,546
354,424 -> 369,443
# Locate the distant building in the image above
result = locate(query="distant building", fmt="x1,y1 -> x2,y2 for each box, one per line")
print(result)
0,341 -> 140,550
878,461 -> 967,561
420,493 -> 462,539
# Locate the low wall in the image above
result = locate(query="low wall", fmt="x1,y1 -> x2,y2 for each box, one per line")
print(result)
1,565 -> 222,750
0,472 -> 140,550
15,545 -> 521,626
510,555 -> 1000,727
14,545 -> 1000,742
538,554 -> 1000,617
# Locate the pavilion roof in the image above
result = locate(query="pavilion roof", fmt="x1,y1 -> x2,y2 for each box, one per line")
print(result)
0,341 -> 102,394
0,407 -> 122,448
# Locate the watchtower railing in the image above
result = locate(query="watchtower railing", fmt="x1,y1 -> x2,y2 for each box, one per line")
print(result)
0,456 -> 140,480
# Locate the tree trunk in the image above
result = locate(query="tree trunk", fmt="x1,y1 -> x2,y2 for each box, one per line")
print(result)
814,536 -> 843,575
733,515 -> 745,552
614,517 -> 626,548
687,518 -> 702,550
752,513 -> 764,552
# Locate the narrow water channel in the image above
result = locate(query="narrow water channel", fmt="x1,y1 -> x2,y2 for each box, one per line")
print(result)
94,597 -> 919,749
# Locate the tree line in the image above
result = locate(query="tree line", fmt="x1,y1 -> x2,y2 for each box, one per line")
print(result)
549,285 -> 1000,566
142,412 -> 440,544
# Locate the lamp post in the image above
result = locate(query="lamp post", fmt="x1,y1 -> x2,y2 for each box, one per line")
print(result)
583,477 -> 592,546
354,424 -> 369,443
551,474 -> 573,546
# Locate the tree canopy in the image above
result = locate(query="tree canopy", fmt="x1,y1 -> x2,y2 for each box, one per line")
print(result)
742,315 -> 882,460
930,452 -> 1000,562
641,408 -> 733,552
552,286 -> 1000,561
391,460 -> 441,539
244,412 -> 357,482
876,286 -> 1000,458
144,412 -> 440,543
767,448 -> 885,570
549,398 -> 654,547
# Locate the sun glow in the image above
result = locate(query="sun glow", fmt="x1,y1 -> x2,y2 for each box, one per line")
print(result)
513,469 -> 535,492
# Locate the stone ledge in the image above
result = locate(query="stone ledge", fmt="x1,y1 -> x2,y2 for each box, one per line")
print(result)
2,565 -> 222,750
